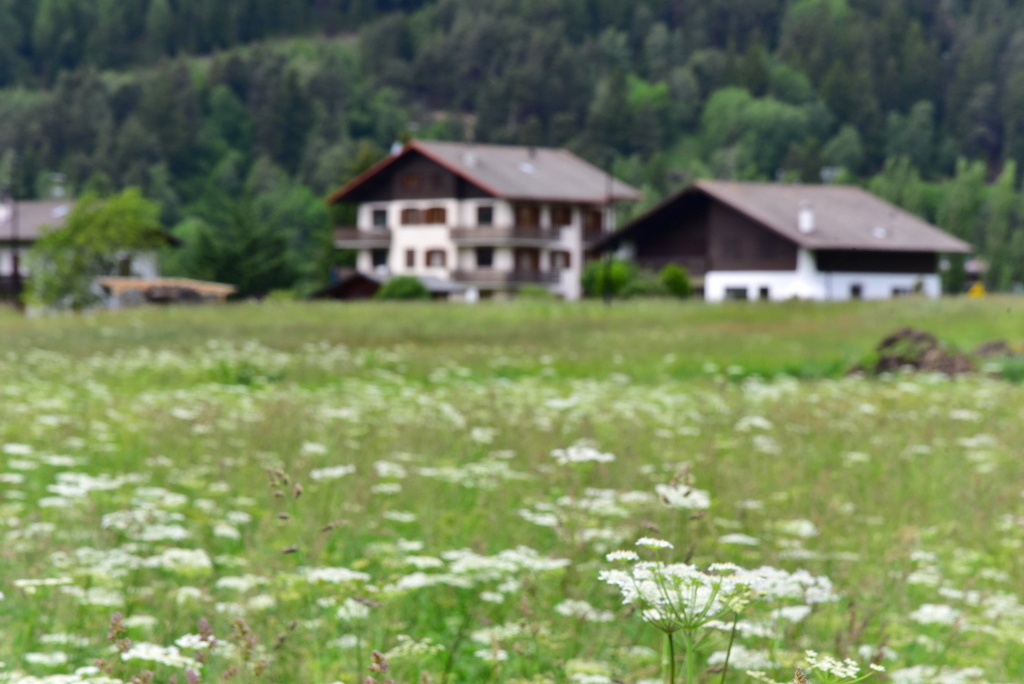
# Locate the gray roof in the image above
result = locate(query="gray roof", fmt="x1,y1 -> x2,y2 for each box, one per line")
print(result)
0,200 -> 73,242
695,180 -> 972,253
329,140 -> 641,205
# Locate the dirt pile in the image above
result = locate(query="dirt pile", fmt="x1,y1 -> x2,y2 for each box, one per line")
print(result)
973,340 -> 1016,359
857,327 -> 976,376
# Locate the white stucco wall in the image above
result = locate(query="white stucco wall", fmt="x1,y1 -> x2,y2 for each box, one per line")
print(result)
0,247 -> 29,276
351,198 -> 598,300
705,249 -> 942,302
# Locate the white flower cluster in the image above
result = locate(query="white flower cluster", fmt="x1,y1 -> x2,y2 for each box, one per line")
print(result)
908,603 -> 961,625
309,464 -> 356,481
600,560 -> 756,632
302,567 -> 372,584
550,444 -> 615,465
554,599 -> 615,622
805,649 -> 885,679
655,483 -> 711,510
602,546 -> 839,633
121,641 -> 199,669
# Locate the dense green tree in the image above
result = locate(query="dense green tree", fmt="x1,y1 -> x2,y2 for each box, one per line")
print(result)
28,188 -> 167,309
168,194 -> 300,297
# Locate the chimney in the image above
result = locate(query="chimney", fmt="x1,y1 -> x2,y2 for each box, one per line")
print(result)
798,201 -> 815,234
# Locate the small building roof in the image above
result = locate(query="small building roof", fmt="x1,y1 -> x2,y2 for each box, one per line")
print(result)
328,140 -> 642,205
311,270 -> 468,300
98,277 -> 237,299
0,200 -> 73,242
598,181 -> 973,255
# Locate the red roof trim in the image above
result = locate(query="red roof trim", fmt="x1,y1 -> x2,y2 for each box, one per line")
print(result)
325,141 -> 501,205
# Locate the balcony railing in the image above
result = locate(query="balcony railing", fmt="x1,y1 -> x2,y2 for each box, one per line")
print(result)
452,269 -> 560,286
333,228 -> 391,248
450,227 -> 561,245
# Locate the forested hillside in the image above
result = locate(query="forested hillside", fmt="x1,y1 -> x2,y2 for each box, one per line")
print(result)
3,0 -> 1024,292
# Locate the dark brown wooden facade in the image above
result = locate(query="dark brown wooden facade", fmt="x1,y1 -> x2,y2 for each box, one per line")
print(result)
343,153 -> 493,203
609,191 -> 798,277
597,186 -> 945,279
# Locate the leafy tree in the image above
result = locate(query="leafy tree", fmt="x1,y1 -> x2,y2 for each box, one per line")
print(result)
885,101 -> 936,173
28,188 -> 166,310
983,162 -> 1018,291
167,194 -> 299,298
821,125 -> 865,173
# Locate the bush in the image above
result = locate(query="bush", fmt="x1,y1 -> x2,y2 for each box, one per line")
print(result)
659,264 -> 692,298
375,276 -> 430,300
581,259 -> 636,298
621,269 -> 668,297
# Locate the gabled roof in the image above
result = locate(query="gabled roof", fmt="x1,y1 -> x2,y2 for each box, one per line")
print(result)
598,180 -> 972,254
0,200 -> 73,242
327,140 -> 642,205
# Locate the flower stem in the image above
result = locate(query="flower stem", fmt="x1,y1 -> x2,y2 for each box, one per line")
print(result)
719,613 -> 739,684
665,631 -> 676,684
683,630 -> 696,684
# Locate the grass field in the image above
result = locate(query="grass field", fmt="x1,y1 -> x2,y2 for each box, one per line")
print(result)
1,299 -> 1023,684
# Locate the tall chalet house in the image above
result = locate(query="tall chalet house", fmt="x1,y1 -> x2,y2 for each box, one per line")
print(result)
595,181 -> 972,301
327,140 -> 640,300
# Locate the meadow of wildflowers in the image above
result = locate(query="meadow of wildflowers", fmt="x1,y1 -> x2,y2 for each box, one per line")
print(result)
0,300 -> 1023,684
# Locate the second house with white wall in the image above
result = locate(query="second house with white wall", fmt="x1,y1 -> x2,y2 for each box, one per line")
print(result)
593,180 -> 972,301
326,140 -> 641,300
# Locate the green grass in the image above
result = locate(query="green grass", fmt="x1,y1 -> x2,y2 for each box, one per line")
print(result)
0,299 -> 1022,684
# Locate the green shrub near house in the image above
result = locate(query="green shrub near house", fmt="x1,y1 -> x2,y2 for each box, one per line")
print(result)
659,264 -> 693,298
375,276 -> 430,300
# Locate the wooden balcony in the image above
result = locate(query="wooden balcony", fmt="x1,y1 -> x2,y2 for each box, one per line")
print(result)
333,228 -> 391,249
450,226 -> 561,246
452,269 -> 560,286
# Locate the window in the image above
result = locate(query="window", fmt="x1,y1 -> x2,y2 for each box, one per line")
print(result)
372,209 -> 387,227
475,247 -> 494,268
371,249 -> 388,268
551,251 -> 571,270
759,286 -> 770,301
426,249 -> 447,267
400,173 -> 422,189
401,208 -> 422,225
850,284 -> 863,300
551,205 -> 572,227
515,249 -> 539,271
405,249 -> 416,268
425,207 -> 447,224
477,206 -> 494,226
583,209 -> 603,236
515,204 -> 541,228
724,287 -> 748,301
